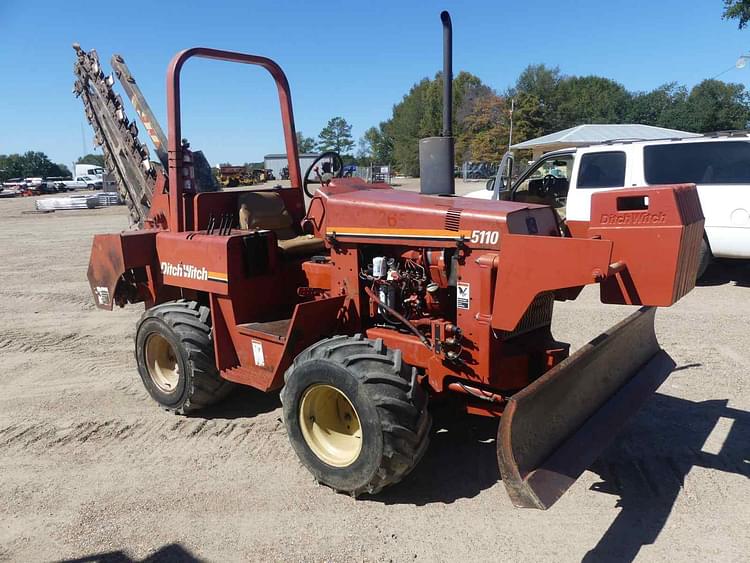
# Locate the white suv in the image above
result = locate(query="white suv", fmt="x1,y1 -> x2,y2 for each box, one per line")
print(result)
468,133 -> 750,277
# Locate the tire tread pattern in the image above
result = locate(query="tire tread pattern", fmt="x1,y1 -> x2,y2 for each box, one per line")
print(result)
282,334 -> 431,496
139,299 -> 232,414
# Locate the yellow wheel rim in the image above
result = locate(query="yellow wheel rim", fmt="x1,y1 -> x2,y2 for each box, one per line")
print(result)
144,333 -> 180,392
299,384 -> 362,467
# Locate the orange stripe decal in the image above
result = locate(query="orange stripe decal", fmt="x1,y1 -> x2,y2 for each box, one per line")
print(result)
326,227 -> 472,238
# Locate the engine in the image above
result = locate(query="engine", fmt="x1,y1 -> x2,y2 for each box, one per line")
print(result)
361,248 -> 453,326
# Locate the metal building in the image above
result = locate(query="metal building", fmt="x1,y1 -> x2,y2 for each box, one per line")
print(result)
264,153 -> 320,181
511,124 -> 699,160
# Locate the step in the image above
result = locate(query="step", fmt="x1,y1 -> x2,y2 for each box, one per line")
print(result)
236,318 -> 292,343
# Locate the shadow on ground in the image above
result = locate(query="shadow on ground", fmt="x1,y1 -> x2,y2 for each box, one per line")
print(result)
194,385 -> 281,420
369,390 -> 749,561
583,394 -> 749,561
374,406 -> 501,505
697,260 -> 750,287
61,543 -> 202,562
182,360 -> 748,561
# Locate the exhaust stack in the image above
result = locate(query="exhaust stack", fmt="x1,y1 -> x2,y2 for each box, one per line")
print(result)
419,10 -> 455,195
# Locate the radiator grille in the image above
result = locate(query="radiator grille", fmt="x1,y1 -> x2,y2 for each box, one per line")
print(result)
444,208 -> 462,231
496,292 -> 555,339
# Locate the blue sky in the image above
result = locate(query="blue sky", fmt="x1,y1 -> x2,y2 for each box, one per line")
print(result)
0,0 -> 748,169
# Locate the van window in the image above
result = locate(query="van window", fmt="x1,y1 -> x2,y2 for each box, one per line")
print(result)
644,141 -> 750,184
577,151 -> 626,189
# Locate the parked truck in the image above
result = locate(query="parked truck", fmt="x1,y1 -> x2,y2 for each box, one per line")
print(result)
468,134 -> 750,278
56,175 -> 102,191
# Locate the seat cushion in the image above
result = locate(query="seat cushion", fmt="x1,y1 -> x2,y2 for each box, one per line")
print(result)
237,191 -> 296,239
236,191 -> 324,256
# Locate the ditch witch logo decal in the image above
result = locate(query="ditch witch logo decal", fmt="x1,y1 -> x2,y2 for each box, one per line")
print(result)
160,261 -> 228,283
600,211 -> 667,225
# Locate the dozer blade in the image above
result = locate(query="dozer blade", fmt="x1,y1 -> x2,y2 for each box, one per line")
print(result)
497,306 -> 675,509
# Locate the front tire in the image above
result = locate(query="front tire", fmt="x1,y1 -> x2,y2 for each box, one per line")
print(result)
135,300 -> 233,414
281,335 -> 431,496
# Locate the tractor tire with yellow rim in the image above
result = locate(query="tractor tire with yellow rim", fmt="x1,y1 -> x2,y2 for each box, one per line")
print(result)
281,334 -> 431,496
135,300 -> 233,414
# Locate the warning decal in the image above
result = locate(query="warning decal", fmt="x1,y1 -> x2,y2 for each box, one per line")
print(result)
251,340 -> 265,367
95,286 -> 110,306
457,283 -> 470,309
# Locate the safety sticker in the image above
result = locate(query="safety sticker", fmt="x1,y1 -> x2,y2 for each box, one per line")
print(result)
94,286 -> 110,306
251,340 -> 265,367
457,283 -> 470,309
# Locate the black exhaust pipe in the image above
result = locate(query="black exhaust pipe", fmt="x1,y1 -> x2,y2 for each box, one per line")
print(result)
419,10 -> 455,195
441,10 -> 452,138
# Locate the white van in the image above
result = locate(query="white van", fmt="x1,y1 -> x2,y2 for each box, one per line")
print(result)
75,164 -> 105,180
468,133 -> 750,277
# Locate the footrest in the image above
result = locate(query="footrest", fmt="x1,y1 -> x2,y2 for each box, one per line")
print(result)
236,318 -> 292,343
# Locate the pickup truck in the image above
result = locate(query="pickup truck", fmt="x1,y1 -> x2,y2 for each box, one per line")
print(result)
55,175 -> 102,191
467,133 -> 750,277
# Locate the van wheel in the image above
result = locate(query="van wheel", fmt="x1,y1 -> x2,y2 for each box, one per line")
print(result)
697,238 -> 711,280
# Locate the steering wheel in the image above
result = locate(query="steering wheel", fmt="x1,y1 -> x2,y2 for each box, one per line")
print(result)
539,174 -> 557,197
303,151 -> 343,198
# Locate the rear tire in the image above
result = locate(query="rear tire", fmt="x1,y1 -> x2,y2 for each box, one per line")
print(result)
135,300 -> 233,414
281,335 -> 431,496
697,237 -> 711,280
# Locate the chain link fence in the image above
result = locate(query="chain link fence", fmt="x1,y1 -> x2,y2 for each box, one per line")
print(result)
353,164 -> 393,184
460,161 -> 498,180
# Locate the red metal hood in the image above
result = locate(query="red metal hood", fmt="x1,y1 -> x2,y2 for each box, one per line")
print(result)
307,180 -> 560,247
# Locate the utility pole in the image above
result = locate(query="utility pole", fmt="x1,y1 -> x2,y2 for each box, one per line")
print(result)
80,122 -> 87,157
508,98 -> 515,149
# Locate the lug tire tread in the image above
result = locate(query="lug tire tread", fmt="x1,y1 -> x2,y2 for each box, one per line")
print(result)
282,334 -> 431,496
137,300 -> 232,414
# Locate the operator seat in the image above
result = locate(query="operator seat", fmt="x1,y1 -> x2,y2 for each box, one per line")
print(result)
237,191 -> 325,256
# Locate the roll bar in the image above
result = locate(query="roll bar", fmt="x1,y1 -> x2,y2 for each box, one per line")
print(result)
166,48 -> 302,232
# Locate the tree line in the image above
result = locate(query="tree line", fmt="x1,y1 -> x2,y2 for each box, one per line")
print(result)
0,152 -> 70,182
0,153 -> 105,183
355,65 -> 750,176
301,64 -> 750,177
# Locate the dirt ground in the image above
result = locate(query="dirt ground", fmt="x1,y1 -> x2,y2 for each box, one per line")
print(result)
0,186 -> 748,563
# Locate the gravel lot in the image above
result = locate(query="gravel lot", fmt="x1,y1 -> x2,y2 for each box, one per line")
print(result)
0,187 -> 748,562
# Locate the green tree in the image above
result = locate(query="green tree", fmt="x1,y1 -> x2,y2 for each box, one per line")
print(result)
625,83 -> 689,127
76,153 -> 105,167
508,64 -> 563,133
555,76 -> 630,127
683,79 -> 750,132
296,131 -> 316,153
383,71 -> 493,175
54,163 -> 72,177
384,78 -> 431,175
723,0 -> 750,28
0,151 -> 70,181
358,125 -> 393,163
317,117 -> 355,154
456,93 -> 508,162
511,92 -> 547,142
